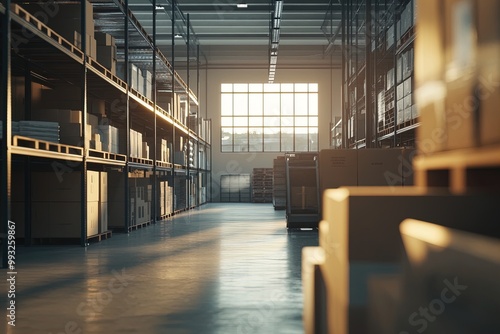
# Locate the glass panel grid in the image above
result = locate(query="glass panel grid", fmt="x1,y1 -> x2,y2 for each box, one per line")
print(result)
221,83 -> 318,152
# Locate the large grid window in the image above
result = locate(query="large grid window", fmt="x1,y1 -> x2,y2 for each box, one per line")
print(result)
221,83 -> 319,152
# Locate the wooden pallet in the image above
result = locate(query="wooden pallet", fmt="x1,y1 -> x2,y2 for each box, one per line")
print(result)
414,144 -> 500,194
87,231 -> 113,243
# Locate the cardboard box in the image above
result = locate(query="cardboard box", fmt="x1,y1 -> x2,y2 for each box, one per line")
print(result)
319,149 -> 358,197
94,32 -> 115,47
415,0 -> 445,86
100,172 -> 108,203
87,201 -> 99,236
34,109 -> 82,124
32,172 -> 81,202
302,247 -> 327,334
415,82 -> 447,154
357,149 -> 403,186
321,187 -> 500,334
59,123 -> 83,146
99,201 -> 108,233
87,171 -> 100,202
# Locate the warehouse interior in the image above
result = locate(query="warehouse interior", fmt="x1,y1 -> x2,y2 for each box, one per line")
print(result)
1,0 -> 500,333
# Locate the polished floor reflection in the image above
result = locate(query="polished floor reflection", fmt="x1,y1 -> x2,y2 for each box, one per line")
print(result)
1,203 -> 318,334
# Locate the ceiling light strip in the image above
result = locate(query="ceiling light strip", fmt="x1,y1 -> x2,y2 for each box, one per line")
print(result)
268,0 -> 283,83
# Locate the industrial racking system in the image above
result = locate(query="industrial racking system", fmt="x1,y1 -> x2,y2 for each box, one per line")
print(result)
0,0 -> 212,267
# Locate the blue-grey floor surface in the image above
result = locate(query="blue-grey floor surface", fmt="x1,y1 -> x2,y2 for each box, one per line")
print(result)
1,203 -> 318,334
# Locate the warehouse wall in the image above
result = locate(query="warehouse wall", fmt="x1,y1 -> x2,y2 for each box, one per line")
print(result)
197,67 -> 342,202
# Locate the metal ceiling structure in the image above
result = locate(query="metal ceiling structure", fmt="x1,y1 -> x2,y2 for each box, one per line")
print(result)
123,0 -> 340,68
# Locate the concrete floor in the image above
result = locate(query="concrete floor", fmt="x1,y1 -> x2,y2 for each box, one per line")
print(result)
1,203 -> 318,334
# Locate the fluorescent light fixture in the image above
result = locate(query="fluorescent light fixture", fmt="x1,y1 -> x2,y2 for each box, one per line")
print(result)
155,5 -> 164,10
271,50 -> 278,56
275,0 -> 283,17
237,3 -> 248,8
271,29 -> 280,43
174,34 -> 182,38
273,18 -> 281,28
270,56 -> 277,65
271,42 -> 279,49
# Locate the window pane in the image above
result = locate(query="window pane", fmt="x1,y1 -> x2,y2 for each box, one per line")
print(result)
295,127 -> 308,151
249,94 -> 263,115
264,116 -> 280,128
249,84 -> 263,92
249,117 -> 263,126
220,83 -> 319,153
233,94 -> 248,116
234,117 -> 248,127
296,116 -> 308,126
264,128 -> 280,151
295,83 -> 308,92
309,94 -> 318,115
281,127 -> 294,151
281,117 -> 293,127
264,83 -> 280,92
281,94 -> 294,115
281,83 -> 294,92
234,128 -> 248,152
309,117 -> 318,126
221,84 -> 232,93
309,127 -> 318,151
221,117 -> 232,126
234,84 -> 248,93
249,128 -> 263,151
221,128 -> 233,152
264,94 -> 280,115
295,94 -> 308,115
221,94 -> 233,116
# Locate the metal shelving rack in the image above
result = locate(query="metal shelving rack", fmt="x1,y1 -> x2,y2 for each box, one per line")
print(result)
0,0 -> 211,267
323,0 -> 417,149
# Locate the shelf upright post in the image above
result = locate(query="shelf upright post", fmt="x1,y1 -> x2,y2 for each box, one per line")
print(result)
341,0 -> 347,148
171,0 -> 176,214
1,0 -> 12,268
80,0 -> 89,246
124,0 -> 130,231
152,0 -> 157,223
186,13 -> 191,209
365,0 -> 374,147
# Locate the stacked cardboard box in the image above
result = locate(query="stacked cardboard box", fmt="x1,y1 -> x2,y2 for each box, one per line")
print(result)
319,187 -> 500,334
99,172 -> 108,233
95,32 -> 116,75
157,138 -> 170,162
143,70 -> 153,100
97,125 -> 119,153
30,171 -> 101,238
416,0 -> 500,154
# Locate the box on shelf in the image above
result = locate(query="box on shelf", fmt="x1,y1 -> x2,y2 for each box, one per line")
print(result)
96,45 -> 116,74
33,109 -> 82,124
319,149 -> 358,197
357,149 -> 403,186
94,32 -> 115,47
59,122 -> 82,146
142,142 -> 150,160
99,201 -> 108,233
87,201 -> 99,236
